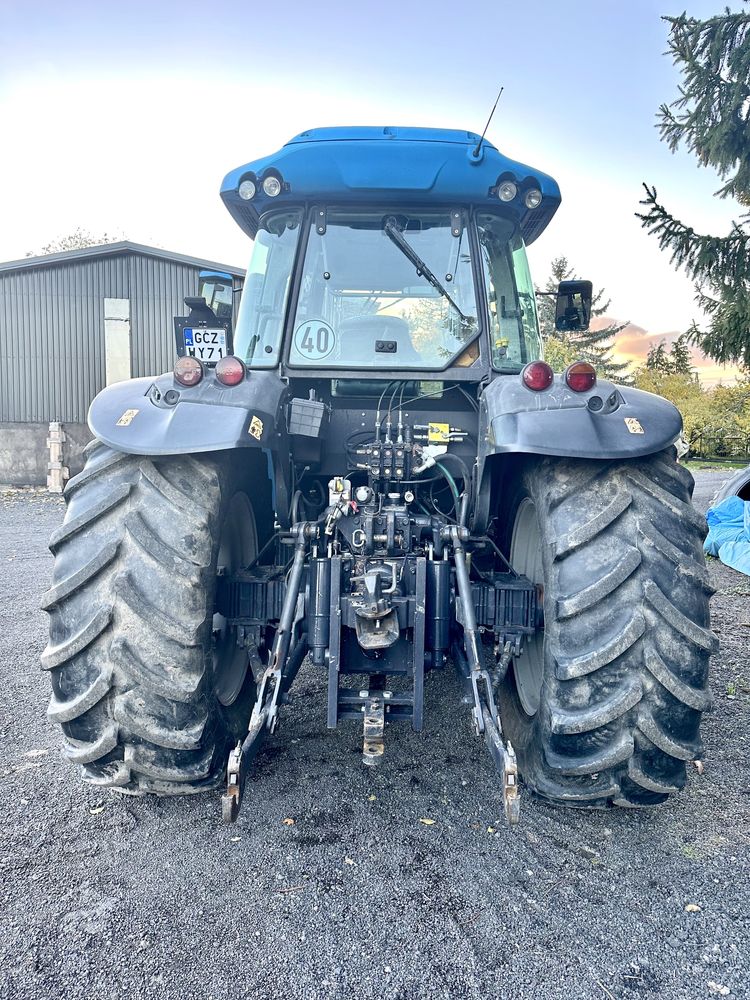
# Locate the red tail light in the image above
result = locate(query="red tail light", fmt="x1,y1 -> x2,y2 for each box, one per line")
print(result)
565,361 -> 597,392
174,356 -> 203,387
522,361 -> 554,391
215,355 -> 246,386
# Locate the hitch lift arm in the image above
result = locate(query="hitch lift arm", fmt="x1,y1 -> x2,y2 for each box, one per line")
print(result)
449,525 -> 520,825
222,523 -> 313,823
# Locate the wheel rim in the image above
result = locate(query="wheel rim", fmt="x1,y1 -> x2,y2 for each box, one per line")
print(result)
509,497 -> 544,717
213,492 -> 257,707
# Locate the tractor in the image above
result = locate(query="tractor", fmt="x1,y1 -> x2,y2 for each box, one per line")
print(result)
41,127 -> 716,824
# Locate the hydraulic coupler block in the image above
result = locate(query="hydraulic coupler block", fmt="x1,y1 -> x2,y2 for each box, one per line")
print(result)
353,442 -> 414,483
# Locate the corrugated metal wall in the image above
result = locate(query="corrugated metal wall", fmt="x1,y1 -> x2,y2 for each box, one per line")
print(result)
128,255 -> 201,379
0,251 -> 225,423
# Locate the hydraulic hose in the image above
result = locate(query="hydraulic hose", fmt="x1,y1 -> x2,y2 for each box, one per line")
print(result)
438,452 -> 472,487
435,461 -> 460,513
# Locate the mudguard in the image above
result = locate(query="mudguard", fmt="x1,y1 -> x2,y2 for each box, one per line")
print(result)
88,370 -> 287,456
480,376 -> 682,461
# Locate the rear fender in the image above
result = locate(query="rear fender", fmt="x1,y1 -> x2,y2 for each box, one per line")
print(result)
472,375 -> 682,533
479,375 -> 682,462
88,371 -> 288,457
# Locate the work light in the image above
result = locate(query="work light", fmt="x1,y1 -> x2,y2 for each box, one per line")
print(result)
262,176 -> 282,197
524,188 -> 542,209
238,179 -> 256,200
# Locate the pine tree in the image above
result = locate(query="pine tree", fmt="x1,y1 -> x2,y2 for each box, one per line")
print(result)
645,340 -> 673,374
669,332 -> 696,376
638,8 -> 750,369
536,256 -> 631,381
644,333 -> 697,378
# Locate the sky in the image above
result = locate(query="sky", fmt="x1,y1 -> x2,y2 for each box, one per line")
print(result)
0,0 -> 746,383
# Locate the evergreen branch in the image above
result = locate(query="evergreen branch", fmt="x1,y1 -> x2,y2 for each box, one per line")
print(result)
637,183 -> 750,286
642,8 -> 750,369
658,9 -> 750,202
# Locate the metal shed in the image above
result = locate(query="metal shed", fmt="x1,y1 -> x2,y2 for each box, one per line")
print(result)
0,242 -> 245,485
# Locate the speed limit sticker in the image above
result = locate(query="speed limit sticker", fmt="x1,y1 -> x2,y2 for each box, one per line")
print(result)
294,320 -> 336,361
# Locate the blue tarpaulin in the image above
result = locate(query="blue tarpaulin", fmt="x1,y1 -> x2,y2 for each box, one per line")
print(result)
704,496 -> 750,576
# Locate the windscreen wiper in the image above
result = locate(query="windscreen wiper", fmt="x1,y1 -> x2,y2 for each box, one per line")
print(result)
384,218 -> 472,323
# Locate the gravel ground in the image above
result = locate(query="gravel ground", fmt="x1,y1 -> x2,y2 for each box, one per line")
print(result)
0,471 -> 748,1000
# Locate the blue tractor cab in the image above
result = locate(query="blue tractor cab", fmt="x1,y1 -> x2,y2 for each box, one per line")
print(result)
218,127 -> 565,381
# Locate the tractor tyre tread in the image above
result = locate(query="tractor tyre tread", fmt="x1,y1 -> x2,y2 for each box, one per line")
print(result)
500,448 -> 717,808
42,441 -> 237,794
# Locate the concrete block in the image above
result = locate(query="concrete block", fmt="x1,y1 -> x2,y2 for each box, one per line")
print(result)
0,422 -> 93,486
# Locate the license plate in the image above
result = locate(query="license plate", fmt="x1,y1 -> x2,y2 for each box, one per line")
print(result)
183,327 -> 227,362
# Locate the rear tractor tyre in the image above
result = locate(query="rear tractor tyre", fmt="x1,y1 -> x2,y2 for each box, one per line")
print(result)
713,463 -> 750,503
498,448 -> 718,808
41,441 -> 268,794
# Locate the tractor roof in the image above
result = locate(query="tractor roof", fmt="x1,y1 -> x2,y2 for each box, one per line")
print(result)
220,126 -> 561,244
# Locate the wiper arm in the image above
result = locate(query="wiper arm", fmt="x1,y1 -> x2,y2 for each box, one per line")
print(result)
384,218 -> 471,323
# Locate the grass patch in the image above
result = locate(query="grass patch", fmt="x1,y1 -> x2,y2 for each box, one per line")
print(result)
725,677 -> 750,701
682,844 -> 701,861
684,459 -> 748,472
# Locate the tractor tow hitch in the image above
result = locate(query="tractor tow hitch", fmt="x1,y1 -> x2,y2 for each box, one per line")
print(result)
362,691 -> 386,765
221,514 -> 528,826
449,525 -> 521,825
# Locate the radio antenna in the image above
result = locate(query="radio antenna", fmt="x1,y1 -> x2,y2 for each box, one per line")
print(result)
472,87 -> 504,159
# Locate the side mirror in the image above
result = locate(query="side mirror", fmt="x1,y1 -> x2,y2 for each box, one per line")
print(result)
199,270 -> 234,321
555,280 -> 592,331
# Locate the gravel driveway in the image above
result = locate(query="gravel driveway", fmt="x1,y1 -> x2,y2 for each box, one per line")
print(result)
1,470 -> 748,1000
